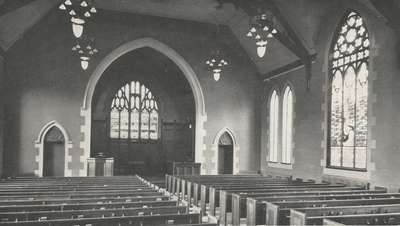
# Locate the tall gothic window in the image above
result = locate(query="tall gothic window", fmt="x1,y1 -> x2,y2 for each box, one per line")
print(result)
328,11 -> 369,170
282,86 -> 293,164
269,90 -> 279,162
110,81 -> 159,141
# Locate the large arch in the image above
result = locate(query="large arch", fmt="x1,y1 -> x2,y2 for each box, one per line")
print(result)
34,121 -> 73,177
80,38 -> 207,176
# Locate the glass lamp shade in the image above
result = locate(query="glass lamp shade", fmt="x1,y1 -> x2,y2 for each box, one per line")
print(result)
71,17 -> 85,38
72,23 -> 83,38
81,60 -> 89,70
213,72 -> 221,81
257,45 -> 267,58
80,56 -> 90,70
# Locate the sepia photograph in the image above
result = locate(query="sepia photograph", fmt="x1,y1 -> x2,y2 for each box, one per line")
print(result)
0,0 -> 398,225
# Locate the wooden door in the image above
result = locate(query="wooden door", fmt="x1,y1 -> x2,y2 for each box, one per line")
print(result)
43,127 -> 65,177
218,132 -> 234,174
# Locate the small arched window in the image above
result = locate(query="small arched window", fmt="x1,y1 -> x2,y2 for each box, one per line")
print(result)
110,81 -> 159,141
269,90 -> 279,162
282,86 -> 293,164
328,11 -> 369,170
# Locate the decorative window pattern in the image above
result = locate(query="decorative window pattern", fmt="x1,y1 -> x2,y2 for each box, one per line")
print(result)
328,11 -> 369,170
110,81 -> 159,141
268,90 -> 279,162
282,86 -> 293,164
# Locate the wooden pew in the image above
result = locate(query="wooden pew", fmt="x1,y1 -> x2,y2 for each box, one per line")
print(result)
321,212 -> 400,225
261,197 -> 400,226
0,195 -> 169,206
201,182 -> 315,215
229,188 -> 383,226
0,200 -> 178,212
0,187 -> 156,196
0,176 -> 217,225
263,193 -> 400,225
290,203 -> 400,225
0,213 -> 202,225
190,177 -> 289,207
209,183 -> 350,220
323,218 -> 345,226
0,206 -> 188,222
0,190 -> 163,201
191,178 -> 315,209
169,174 -> 272,195
204,182 -> 326,214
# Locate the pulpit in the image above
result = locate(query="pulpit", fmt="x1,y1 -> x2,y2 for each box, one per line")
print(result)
87,155 -> 114,176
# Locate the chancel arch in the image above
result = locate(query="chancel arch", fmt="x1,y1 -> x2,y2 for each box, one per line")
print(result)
81,38 -> 206,176
89,43 -> 197,176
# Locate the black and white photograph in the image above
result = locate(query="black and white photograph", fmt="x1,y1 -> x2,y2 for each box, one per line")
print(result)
0,0 -> 398,225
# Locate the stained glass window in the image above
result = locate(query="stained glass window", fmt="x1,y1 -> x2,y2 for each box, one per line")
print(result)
269,90 -> 279,162
110,81 -> 159,141
328,11 -> 369,170
282,86 -> 293,164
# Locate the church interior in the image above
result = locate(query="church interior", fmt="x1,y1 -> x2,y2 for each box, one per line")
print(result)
0,0 -> 400,225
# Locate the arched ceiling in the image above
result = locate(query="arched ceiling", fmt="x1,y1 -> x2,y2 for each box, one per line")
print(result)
0,0 -> 388,77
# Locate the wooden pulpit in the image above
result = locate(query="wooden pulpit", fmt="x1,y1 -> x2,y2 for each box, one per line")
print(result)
87,156 -> 114,177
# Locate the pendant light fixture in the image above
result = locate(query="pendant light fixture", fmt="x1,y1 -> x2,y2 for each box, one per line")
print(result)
205,24 -> 229,81
206,50 -> 228,81
59,0 -> 97,38
71,36 -> 98,70
246,10 -> 278,58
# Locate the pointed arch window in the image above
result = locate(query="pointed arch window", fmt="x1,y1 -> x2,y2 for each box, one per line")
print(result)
110,81 -> 159,141
269,90 -> 279,162
282,86 -> 293,164
328,11 -> 369,170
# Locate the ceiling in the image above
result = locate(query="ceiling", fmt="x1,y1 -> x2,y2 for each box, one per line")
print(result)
0,0 -> 389,77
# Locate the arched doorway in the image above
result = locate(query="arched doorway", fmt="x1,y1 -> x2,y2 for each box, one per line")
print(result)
218,132 -> 233,174
34,121 -> 73,177
90,45 -> 196,176
43,127 -> 65,177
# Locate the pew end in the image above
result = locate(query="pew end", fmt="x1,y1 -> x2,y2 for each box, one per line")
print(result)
290,209 -> 307,226
323,218 -> 346,226
375,186 -> 388,192
265,202 -> 278,226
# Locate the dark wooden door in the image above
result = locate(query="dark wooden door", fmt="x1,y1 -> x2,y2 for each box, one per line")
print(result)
43,127 -> 65,177
218,145 -> 233,174
43,142 -> 65,177
218,132 -> 234,174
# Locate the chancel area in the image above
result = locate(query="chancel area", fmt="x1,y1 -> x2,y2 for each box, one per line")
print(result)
0,0 -> 399,225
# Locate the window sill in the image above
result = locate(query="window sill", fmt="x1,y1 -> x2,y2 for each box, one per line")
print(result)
267,162 -> 293,170
323,167 -> 370,180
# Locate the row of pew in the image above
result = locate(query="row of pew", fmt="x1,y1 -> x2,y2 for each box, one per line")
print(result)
0,175 -> 216,225
165,174 -> 400,225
